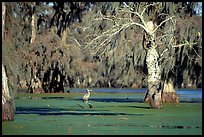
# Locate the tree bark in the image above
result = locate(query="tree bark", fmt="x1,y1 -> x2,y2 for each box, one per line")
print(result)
2,65 -> 15,121
145,47 -> 163,108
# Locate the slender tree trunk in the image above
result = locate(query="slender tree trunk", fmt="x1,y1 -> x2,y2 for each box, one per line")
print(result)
30,2 -> 36,43
2,2 -> 6,40
2,65 -> 15,121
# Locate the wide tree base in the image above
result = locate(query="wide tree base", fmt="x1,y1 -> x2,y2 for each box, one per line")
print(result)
162,81 -> 180,103
144,91 -> 179,109
162,92 -> 179,103
144,94 -> 163,109
2,101 -> 15,121
144,92 -> 179,106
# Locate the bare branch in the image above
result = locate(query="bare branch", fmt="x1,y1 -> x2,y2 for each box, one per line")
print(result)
84,25 -> 120,49
159,49 -> 168,58
119,9 -> 148,31
192,48 -> 202,59
71,37 -> 82,47
172,42 -> 197,48
173,41 -> 202,59
122,2 -> 134,11
85,19 -> 150,53
119,3 -> 149,32
92,23 -> 131,49
84,2 -> 193,62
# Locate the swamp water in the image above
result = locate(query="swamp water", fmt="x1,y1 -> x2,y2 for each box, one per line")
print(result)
2,88 -> 202,135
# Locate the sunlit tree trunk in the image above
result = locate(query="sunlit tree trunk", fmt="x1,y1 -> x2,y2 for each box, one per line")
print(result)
146,47 -> 163,108
144,21 -> 162,109
2,3 -> 15,121
2,2 -> 5,39
30,2 -> 36,43
2,65 -> 15,121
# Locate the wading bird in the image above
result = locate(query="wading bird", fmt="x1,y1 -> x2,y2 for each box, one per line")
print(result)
83,89 -> 93,108
83,89 -> 92,104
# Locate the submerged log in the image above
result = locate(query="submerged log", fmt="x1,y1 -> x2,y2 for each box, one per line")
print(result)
2,65 -> 15,121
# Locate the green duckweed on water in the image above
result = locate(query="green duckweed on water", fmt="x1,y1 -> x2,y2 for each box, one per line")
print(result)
2,92 -> 202,135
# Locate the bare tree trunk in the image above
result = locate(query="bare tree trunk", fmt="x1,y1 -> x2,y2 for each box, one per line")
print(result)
2,2 -> 6,39
30,2 -> 36,43
2,65 -> 15,121
144,21 -> 162,109
2,2 -> 15,121
145,47 -> 163,108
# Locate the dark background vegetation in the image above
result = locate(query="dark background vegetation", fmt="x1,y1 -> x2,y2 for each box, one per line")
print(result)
2,2 -> 202,94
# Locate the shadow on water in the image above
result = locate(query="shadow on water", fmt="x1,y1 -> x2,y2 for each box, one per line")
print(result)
75,98 -> 144,103
41,97 -> 65,99
180,100 -> 202,103
38,93 -> 202,103
15,107 -> 146,116
84,123 -> 201,129
125,105 -> 150,109
75,97 -> 202,104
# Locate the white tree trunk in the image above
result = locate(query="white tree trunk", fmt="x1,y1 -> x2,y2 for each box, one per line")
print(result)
30,2 -> 36,43
2,2 -> 6,39
144,21 -> 162,109
2,2 -> 14,121
2,65 -> 11,104
146,47 -> 163,108
2,65 -> 15,121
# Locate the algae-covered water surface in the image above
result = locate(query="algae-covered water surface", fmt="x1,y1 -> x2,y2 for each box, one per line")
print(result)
2,88 -> 202,135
